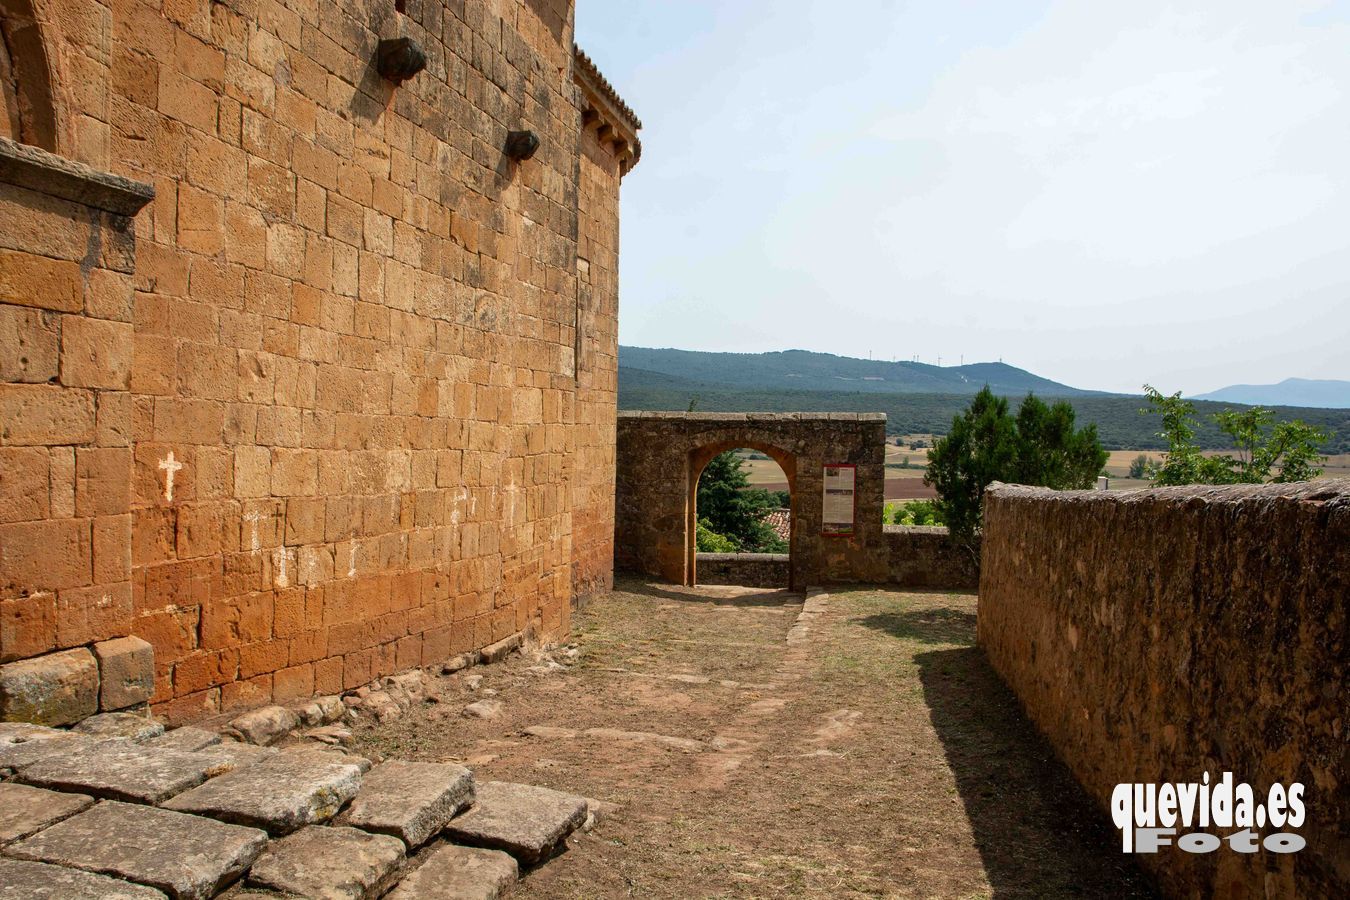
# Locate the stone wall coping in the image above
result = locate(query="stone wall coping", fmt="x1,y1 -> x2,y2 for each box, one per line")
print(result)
986,478 -> 1350,506
882,525 -> 950,536
695,553 -> 790,562
617,411 -> 887,424
0,138 -> 154,217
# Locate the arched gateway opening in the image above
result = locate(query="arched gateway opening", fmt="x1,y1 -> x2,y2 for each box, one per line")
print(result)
688,443 -> 795,589
614,412 -> 890,591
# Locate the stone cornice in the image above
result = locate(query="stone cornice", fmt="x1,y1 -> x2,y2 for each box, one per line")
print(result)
0,137 -> 154,216
573,45 -> 642,176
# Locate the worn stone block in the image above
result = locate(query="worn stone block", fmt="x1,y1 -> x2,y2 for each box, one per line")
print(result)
228,704 -> 298,745
0,721 -> 93,769
340,760 -> 474,848
73,711 -> 164,741
92,636 -> 155,711
163,748 -> 363,833
147,726 -> 221,753
444,781 -> 588,864
60,315 -> 133,390
0,782 -> 95,845
246,825 -> 404,900
194,739 -> 277,776
6,800 -> 268,900
16,739 -> 217,804
384,843 -> 517,900
0,648 -> 99,726
0,858 -> 167,899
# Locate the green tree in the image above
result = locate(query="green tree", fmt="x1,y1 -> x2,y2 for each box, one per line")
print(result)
925,387 -> 1106,542
695,518 -> 736,552
696,451 -> 788,552
1128,453 -> 1151,479
1142,386 -> 1329,485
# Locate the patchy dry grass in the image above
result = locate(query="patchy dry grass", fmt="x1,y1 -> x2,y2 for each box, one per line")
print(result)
348,579 -> 1155,898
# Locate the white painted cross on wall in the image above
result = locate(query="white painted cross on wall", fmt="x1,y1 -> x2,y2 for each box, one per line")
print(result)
158,451 -> 183,503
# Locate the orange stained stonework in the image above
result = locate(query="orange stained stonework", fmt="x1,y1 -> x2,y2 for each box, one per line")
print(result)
0,0 -> 640,724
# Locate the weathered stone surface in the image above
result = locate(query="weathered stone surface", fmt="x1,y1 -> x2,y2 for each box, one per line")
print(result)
6,800 -> 268,900
384,844 -> 518,900
341,760 -> 474,848
444,781 -> 588,864
246,825 -> 404,900
980,481 -> 1350,900
305,725 -> 353,746
148,727 -> 221,753
193,740 -> 277,776
479,634 -> 522,664
0,858 -> 167,899
584,727 -> 704,752
17,739 -> 216,803
0,648 -> 99,725
228,706 -> 299,746
0,722 -> 93,769
462,699 -> 501,719
163,748 -> 363,833
73,711 -> 164,742
0,782 -> 94,844
92,637 -> 155,711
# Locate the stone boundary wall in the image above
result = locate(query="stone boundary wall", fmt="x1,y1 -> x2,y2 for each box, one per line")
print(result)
979,481 -> 1349,898
883,526 -> 977,590
693,553 -> 789,589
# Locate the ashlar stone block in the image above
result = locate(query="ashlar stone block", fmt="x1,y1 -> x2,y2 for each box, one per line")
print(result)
0,648 -> 99,726
5,800 -> 268,900
340,760 -> 474,848
443,781 -> 588,864
246,825 -> 405,900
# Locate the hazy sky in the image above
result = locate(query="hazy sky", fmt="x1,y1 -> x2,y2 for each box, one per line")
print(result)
575,1 -> 1350,395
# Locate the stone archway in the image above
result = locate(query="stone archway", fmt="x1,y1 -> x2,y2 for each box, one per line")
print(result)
0,0 -> 59,151
686,438 -> 797,589
615,412 -> 889,591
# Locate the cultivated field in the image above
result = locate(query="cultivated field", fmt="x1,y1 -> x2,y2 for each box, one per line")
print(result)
732,447 -> 1350,501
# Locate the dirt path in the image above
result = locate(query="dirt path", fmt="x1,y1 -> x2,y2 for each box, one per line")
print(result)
351,579 -> 1156,898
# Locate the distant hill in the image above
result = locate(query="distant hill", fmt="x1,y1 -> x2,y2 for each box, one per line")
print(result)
618,364 -> 1350,454
619,347 -> 1107,398
1193,378 -> 1350,409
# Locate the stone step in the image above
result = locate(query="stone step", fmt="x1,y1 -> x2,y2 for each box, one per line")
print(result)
385,844 -> 517,900
162,748 -> 364,835
0,782 -> 94,846
339,760 -> 474,849
0,722 -> 94,771
5,800 -> 268,900
15,739 -> 221,804
443,781 -> 588,865
0,857 -> 168,899
245,825 -> 405,900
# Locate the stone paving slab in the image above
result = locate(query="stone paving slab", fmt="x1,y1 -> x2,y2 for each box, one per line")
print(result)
163,749 -> 363,834
340,760 -> 474,848
16,738 -> 217,804
245,825 -> 405,900
384,843 -> 518,900
148,727 -> 222,753
0,782 -> 94,845
0,857 -> 168,899
73,712 -> 165,742
194,741 -> 277,777
5,800 -> 268,900
0,723 -> 94,770
444,781 -> 588,864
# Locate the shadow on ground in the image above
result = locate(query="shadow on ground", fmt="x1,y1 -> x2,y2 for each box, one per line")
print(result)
616,577 -> 800,608
858,607 -> 976,645
862,598 -> 1158,898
